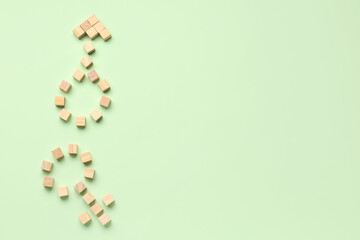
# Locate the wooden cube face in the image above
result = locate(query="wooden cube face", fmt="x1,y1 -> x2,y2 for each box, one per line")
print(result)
87,70 -> 99,82
73,26 -> 85,39
80,20 -> 91,32
59,109 -> 71,121
68,144 -> 78,155
58,186 -> 68,197
59,80 -> 71,93
43,177 -> 54,188
79,211 -> 91,225
99,96 -> 111,108
84,168 -> 95,179
41,160 -> 53,172
80,152 -> 92,164
72,69 -> 85,82
98,213 -> 111,226
74,181 -> 87,194
83,42 -> 95,54
82,192 -> 95,205
86,27 -> 99,40
88,15 -> 99,26
80,56 -> 93,69
76,116 -> 86,127
90,109 -> 102,122
102,193 -> 114,206
100,28 -> 111,41
51,147 -> 64,160
90,202 -> 103,215
55,96 -> 65,107
93,21 -> 105,33
98,79 -> 110,92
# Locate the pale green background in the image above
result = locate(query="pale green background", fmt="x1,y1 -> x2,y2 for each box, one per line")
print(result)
0,0 -> 360,239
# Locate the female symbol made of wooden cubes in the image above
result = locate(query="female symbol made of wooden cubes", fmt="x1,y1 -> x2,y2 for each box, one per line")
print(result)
55,14 -> 112,128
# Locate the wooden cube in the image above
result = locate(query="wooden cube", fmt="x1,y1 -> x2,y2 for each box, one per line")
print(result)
90,202 -> 103,215
98,213 -> 111,226
100,28 -> 111,41
99,96 -> 111,108
83,42 -> 95,54
102,193 -> 114,206
41,160 -> 53,172
59,109 -> 71,121
87,70 -> 99,82
80,20 -> 91,32
82,192 -> 95,205
55,96 -> 65,107
51,147 -> 64,160
68,144 -> 78,155
74,181 -> 87,194
76,116 -> 86,127
84,168 -> 95,179
59,80 -> 71,93
43,177 -> 54,188
86,27 -> 99,40
90,109 -> 102,122
72,69 -> 85,82
80,152 -> 92,164
98,79 -> 110,92
79,211 -> 91,225
72,26 -> 85,39
93,21 -> 105,33
80,56 -> 93,69
88,15 -> 99,26
58,186 -> 68,197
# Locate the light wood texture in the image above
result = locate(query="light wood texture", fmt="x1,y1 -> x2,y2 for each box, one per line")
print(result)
59,80 -> 71,93
98,213 -> 111,226
79,211 -> 91,225
83,42 -> 95,54
99,96 -> 111,108
90,109 -> 102,122
84,168 -> 95,179
72,26 -> 85,39
98,79 -> 110,92
82,192 -> 95,205
102,193 -> 114,206
68,144 -> 78,155
43,177 -> 54,188
90,203 -> 103,216
76,116 -> 86,127
80,152 -> 92,164
51,147 -> 64,160
58,186 -> 68,197
88,15 -> 99,26
80,20 -> 91,32
55,96 -> 65,107
59,109 -> 71,121
72,69 -> 85,82
74,181 -> 87,194
87,70 -> 99,82
99,28 -> 111,41
93,21 -> 105,33
80,56 -> 93,69
41,160 -> 53,172
86,27 -> 99,40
